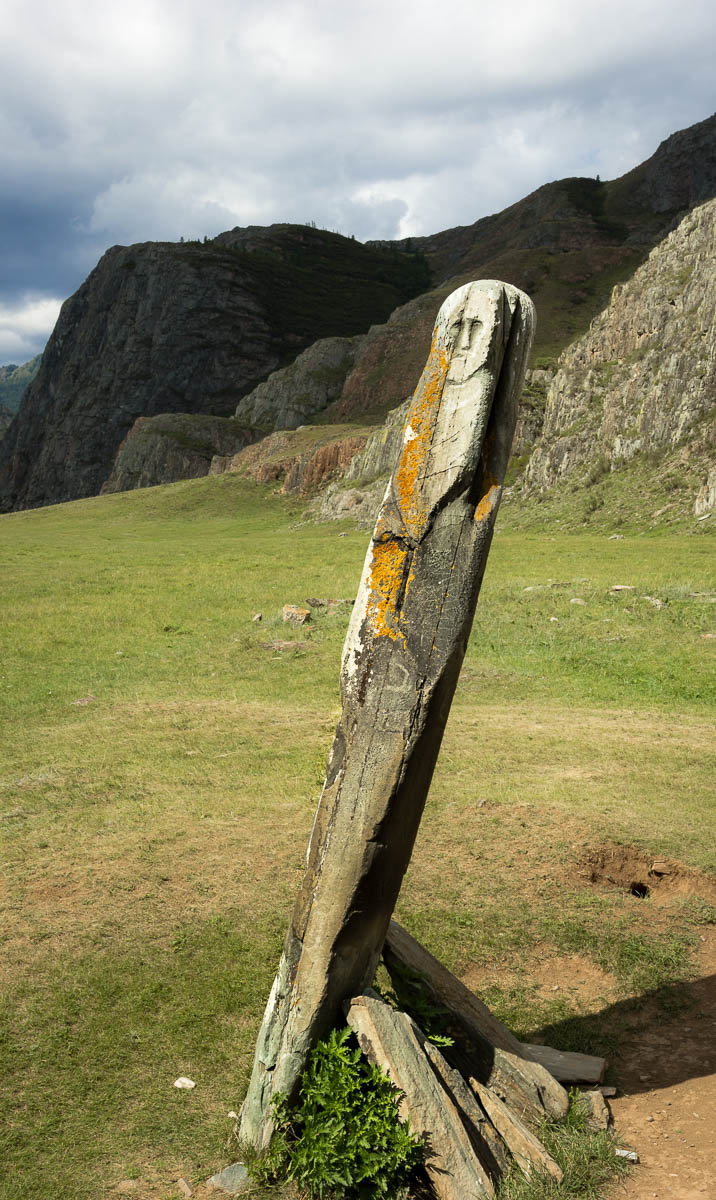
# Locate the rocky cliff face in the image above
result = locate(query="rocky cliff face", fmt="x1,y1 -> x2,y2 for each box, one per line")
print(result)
525,199 -> 716,492
0,227 -> 428,510
234,335 -> 363,429
102,413 -> 261,493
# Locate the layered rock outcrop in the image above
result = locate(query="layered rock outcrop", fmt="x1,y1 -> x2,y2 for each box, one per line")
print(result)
211,425 -> 370,496
102,413 -> 261,493
525,199 -> 716,490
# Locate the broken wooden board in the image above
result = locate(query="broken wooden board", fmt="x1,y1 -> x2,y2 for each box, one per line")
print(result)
239,281 -> 536,1150
521,1043 -> 606,1085
470,1080 -> 563,1182
346,993 -> 496,1200
383,921 -> 569,1126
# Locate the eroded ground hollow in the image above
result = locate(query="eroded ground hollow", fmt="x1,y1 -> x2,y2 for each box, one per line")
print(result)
582,843 -> 716,905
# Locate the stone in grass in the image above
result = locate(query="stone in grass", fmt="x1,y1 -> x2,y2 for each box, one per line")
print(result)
282,603 -> 311,625
206,1161 -> 250,1193
581,1089 -> 612,1131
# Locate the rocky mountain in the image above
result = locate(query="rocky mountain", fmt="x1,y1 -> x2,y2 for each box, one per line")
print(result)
525,197 -> 716,502
0,228 -> 428,511
1,113 -> 714,512
102,413 -> 261,494
231,112 -> 716,441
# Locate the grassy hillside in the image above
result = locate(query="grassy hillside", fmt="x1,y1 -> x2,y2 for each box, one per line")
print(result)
1,476 -> 714,1198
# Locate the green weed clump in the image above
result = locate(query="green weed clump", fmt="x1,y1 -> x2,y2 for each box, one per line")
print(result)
249,1027 -> 423,1199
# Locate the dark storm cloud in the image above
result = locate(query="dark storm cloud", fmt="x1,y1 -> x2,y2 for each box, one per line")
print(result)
1,0 -> 715,361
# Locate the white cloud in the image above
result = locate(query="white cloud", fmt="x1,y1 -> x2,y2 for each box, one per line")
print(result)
0,0 -> 714,339
0,296 -> 63,363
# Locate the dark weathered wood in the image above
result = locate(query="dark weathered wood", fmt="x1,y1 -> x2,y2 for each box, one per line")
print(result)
383,921 -> 569,1126
239,281 -> 536,1149
346,994 -> 495,1200
470,1080 -> 563,1182
521,1043 -> 606,1085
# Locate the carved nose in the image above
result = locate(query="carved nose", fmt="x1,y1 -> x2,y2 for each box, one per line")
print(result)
460,318 -> 480,350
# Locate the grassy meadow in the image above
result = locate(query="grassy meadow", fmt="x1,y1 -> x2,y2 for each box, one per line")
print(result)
1,472 -> 715,1199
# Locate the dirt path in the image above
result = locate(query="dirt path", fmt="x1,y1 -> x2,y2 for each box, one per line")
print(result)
608,928 -> 716,1200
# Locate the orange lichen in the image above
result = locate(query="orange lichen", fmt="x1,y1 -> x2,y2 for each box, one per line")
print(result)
366,539 -> 409,643
394,329 -> 449,539
474,472 -> 500,522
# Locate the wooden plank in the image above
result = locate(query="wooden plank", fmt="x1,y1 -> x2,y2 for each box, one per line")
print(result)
471,1080 -> 563,1183
383,921 -> 569,1126
346,993 -> 495,1200
239,281 -> 536,1150
521,1043 -> 606,1085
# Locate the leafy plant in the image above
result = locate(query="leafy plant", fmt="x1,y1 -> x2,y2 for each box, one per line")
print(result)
250,1027 -> 423,1198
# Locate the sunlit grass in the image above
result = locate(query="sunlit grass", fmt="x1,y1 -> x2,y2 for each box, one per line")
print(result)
1,473 -> 714,1197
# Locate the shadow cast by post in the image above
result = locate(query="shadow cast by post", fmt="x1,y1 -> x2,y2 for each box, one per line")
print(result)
523,970 -> 716,1098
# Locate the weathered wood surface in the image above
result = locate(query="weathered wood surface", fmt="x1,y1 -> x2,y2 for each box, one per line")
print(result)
521,1043 -> 606,1085
470,1080 -> 563,1182
239,281 -> 536,1149
346,993 -> 495,1200
384,921 -> 569,1125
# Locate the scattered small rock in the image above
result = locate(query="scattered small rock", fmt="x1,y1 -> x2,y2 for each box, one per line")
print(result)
702,632 -> 716,639
615,1148 -> 639,1163
570,597 -> 587,605
282,603 -> 311,625
173,1076 -> 196,1089
610,585 -> 635,592
642,595 -> 665,609
206,1162 -> 250,1194
549,616 -> 559,623
177,1179 -> 193,1198
252,612 -> 262,622
608,534 -> 624,540
581,1089 -> 612,1131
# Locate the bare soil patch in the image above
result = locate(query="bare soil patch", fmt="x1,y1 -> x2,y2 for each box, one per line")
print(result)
581,844 -> 716,907
607,927 -> 716,1200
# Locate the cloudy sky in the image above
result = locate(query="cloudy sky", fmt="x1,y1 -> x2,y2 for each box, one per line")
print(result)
1,0 -> 714,364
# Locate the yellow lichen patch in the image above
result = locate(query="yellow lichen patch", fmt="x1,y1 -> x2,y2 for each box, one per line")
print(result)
366,539 -> 409,643
474,473 -> 500,523
394,330 -> 449,539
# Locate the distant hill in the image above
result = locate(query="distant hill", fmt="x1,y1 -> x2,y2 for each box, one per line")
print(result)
1,113 -> 714,513
0,355 -> 41,419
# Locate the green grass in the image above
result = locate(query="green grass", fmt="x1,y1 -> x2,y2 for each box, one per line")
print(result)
1,474 -> 714,1197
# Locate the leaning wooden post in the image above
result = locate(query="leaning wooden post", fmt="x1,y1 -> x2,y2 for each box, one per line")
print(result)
240,280 -> 536,1150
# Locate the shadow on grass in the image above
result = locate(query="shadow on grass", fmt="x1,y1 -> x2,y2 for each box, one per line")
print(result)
523,970 -> 716,1097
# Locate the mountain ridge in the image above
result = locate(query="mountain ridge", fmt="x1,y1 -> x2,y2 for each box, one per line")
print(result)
1,112 -> 715,513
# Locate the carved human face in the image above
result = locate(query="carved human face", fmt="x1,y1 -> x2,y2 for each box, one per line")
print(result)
441,281 -> 502,385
